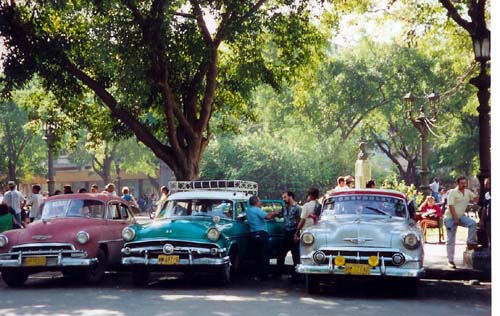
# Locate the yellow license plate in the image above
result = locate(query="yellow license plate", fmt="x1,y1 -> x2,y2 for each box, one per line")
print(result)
345,263 -> 371,275
24,256 -> 47,267
157,255 -> 179,265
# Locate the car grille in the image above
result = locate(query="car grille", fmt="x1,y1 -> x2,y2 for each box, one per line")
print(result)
5,243 -> 79,260
124,239 -> 222,258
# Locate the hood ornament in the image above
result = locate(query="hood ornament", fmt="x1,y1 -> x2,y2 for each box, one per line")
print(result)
32,235 -> 53,241
343,237 -> 373,244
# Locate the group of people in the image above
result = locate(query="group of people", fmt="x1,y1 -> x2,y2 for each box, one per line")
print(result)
0,180 -> 146,232
416,176 -> 491,269
245,187 -> 321,282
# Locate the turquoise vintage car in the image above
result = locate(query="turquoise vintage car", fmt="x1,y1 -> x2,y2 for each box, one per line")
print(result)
121,180 -> 285,285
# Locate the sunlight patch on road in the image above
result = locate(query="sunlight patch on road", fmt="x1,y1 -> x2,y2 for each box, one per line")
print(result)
159,294 -> 282,302
299,297 -> 339,306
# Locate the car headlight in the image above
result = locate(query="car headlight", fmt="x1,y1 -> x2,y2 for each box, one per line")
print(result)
0,235 -> 8,248
402,232 -> 420,250
301,232 -> 315,245
207,228 -> 220,241
122,227 -> 136,242
76,231 -> 90,245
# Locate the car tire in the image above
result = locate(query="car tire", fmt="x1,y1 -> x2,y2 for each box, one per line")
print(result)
392,277 -> 419,297
1,268 -> 28,287
229,249 -> 241,274
83,248 -> 107,283
219,263 -> 231,285
305,274 -> 320,294
132,268 -> 150,287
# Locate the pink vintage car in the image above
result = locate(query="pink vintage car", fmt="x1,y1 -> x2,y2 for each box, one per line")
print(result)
0,193 -> 135,287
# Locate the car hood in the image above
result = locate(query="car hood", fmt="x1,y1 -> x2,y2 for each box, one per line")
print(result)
3,217 -> 103,246
318,216 -> 408,248
137,217 -> 217,240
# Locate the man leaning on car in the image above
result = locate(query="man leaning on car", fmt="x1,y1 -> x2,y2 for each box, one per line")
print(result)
246,195 -> 280,281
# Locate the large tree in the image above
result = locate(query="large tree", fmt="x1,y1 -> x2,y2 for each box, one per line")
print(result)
0,1 -> 327,180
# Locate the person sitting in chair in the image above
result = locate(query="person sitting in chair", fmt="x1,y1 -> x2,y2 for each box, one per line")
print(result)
417,196 -> 443,243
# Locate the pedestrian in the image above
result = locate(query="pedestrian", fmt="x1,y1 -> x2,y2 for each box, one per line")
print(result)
334,176 -> 348,190
295,187 -> 321,241
121,186 -> 138,206
345,175 -> 355,188
417,196 -> 443,243
478,178 -> 491,248
27,184 -> 43,222
104,183 -> 117,196
444,176 -> 478,269
246,195 -> 280,281
429,177 -> 440,202
63,184 -> 74,194
276,191 -> 301,280
52,190 -> 62,196
155,186 -> 170,217
90,184 -> 99,193
3,181 -> 25,228
438,187 -> 447,205
0,202 -> 19,232
366,179 -> 376,188
78,187 -> 88,193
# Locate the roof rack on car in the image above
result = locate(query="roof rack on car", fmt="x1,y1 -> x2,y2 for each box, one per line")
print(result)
168,180 -> 258,195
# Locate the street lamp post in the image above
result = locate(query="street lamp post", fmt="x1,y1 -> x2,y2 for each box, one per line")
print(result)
469,35 -> 490,201
43,122 -> 57,195
404,91 -> 440,196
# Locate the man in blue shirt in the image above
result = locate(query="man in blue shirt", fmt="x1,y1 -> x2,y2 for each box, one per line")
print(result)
246,195 -> 279,281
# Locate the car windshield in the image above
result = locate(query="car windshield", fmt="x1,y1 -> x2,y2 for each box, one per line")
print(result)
322,195 -> 407,218
40,199 -> 106,219
157,199 -> 233,220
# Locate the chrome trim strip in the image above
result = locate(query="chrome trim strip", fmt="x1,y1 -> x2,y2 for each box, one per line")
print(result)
99,239 -> 123,244
0,257 -> 97,268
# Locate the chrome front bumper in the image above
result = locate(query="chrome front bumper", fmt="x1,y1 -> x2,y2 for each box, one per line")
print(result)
0,243 -> 96,268
296,251 -> 424,278
122,256 -> 229,266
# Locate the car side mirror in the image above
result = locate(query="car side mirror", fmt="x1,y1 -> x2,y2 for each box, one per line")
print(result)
237,214 -> 246,222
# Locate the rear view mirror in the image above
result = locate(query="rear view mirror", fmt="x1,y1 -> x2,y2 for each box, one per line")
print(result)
237,214 -> 246,221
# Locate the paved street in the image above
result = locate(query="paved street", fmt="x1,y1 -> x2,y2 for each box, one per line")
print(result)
0,270 -> 491,316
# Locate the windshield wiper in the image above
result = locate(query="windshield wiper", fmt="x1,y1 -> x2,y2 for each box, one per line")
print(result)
364,207 -> 392,218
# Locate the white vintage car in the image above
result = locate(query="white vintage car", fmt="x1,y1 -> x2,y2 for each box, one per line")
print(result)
296,189 -> 424,294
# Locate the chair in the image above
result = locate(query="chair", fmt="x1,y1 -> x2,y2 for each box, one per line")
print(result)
421,216 -> 444,243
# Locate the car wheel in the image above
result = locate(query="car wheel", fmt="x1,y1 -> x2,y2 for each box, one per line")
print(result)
392,277 -> 419,297
219,263 -> 231,285
229,249 -> 241,274
305,274 -> 320,294
83,248 -> 107,283
132,268 -> 150,287
1,268 -> 28,287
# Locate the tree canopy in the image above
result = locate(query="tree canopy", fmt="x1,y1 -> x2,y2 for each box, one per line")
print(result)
0,0 -> 328,180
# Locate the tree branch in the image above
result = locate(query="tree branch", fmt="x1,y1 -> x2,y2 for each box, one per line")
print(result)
190,0 -> 213,45
438,0 -> 474,33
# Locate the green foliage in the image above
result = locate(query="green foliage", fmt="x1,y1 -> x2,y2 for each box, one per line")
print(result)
381,173 -> 424,205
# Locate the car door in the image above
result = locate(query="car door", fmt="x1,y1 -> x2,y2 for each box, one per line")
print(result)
261,200 -> 285,259
105,201 -> 134,264
232,200 -> 252,259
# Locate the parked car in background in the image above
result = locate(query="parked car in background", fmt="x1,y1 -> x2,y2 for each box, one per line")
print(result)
0,193 -> 135,287
296,189 -> 424,295
121,180 -> 285,286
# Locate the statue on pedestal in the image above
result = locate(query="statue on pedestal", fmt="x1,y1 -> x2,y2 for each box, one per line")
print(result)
355,142 -> 372,189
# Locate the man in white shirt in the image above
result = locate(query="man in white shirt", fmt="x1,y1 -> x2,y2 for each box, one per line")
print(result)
4,181 -> 25,228
429,178 -> 440,202
28,184 -> 43,222
295,187 -> 321,241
